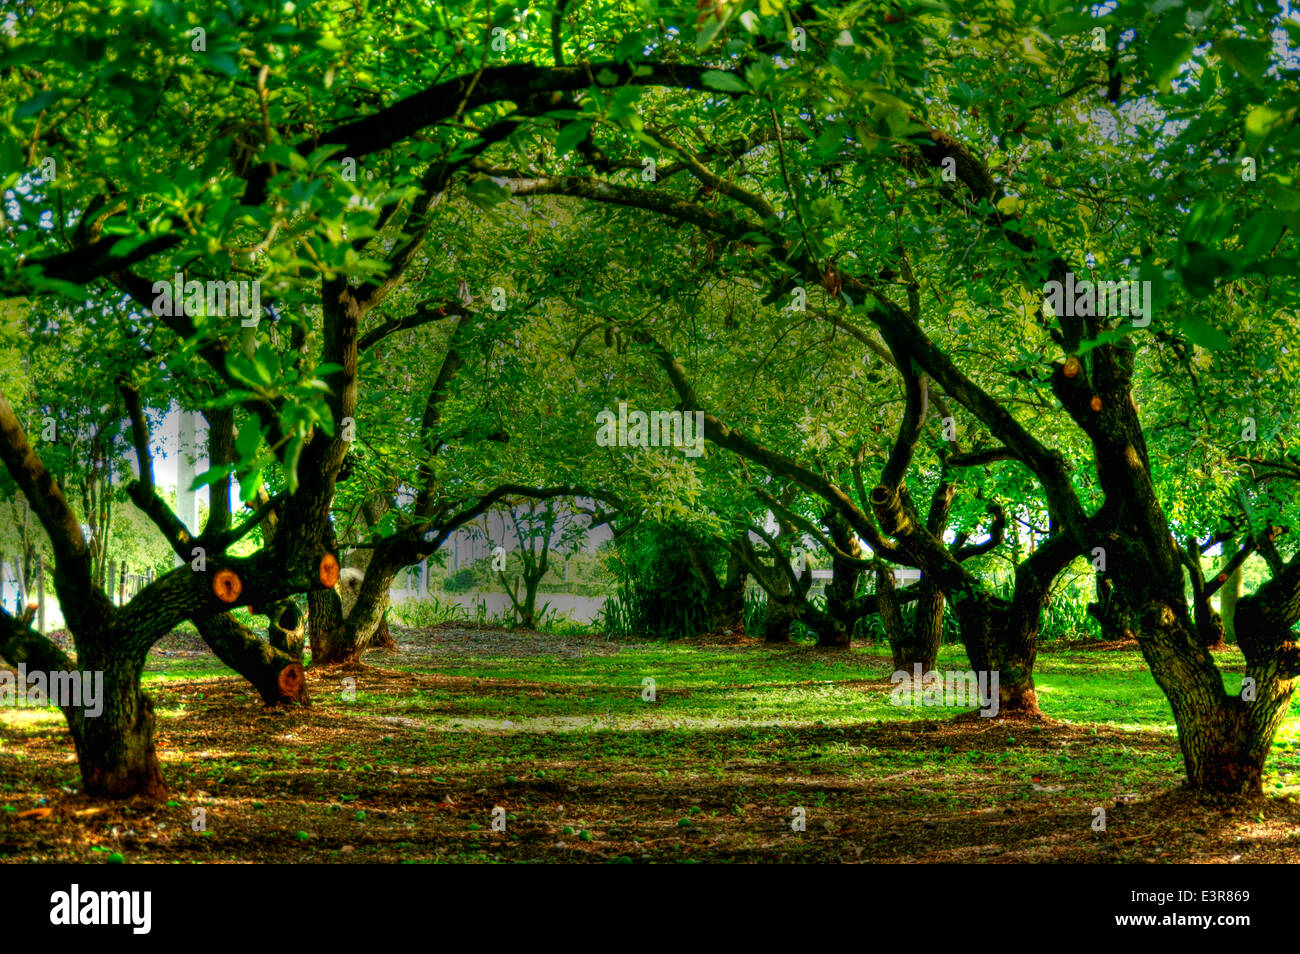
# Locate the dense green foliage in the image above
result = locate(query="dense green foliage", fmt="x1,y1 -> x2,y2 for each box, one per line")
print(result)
5,0 -> 1300,808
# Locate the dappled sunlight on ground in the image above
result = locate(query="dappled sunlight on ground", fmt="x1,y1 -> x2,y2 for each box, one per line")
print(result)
3,624 -> 1300,863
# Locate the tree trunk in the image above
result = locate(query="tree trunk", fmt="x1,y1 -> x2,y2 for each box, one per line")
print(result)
1221,549 -> 1244,643
686,542 -> 746,632
1194,594 -> 1227,650
878,564 -> 937,672
1136,600 -> 1293,796
901,577 -> 944,672
1176,696 -> 1286,795
517,569 -> 543,629
71,643 -> 165,799
988,606 -> 1041,716
372,613 -> 395,649
1087,572 -> 1131,641
717,550 -> 746,631
953,595 -> 1041,717
309,587 -> 356,665
339,548 -> 396,650
819,512 -> 862,649
814,617 -> 852,648
764,600 -> 793,644
266,598 -> 306,657
1182,537 -> 1227,649
312,558 -> 401,664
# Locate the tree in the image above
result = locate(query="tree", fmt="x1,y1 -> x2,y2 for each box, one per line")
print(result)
493,497 -> 594,629
488,0 -> 1300,781
0,381 -> 335,796
6,0 -> 1300,802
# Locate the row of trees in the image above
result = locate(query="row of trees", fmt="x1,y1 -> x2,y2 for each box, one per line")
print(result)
2,0 -> 1298,799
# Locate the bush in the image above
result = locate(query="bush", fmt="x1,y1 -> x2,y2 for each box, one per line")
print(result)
390,595 -> 475,628
743,590 -> 770,641
599,525 -> 714,640
1039,583 -> 1099,642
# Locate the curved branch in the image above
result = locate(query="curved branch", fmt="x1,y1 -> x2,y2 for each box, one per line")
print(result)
241,62 -> 745,204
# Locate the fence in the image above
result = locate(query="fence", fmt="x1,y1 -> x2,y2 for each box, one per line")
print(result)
0,557 -> 158,635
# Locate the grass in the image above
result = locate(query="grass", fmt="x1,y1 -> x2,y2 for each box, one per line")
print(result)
2,626 -> 1300,863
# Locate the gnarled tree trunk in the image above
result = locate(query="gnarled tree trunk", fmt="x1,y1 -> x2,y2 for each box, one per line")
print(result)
949,590 -> 1042,717
197,610 -> 308,706
685,541 -> 747,632
763,601 -> 794,644
71,639 -> 165,799
876,562 -> 926,670
311,555 -> 401,665
819,512 -> 862,649
877,562 -> 941,672
1134,597 -> 1293,796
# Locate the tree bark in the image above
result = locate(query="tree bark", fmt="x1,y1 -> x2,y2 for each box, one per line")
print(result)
876,562 -> 918,669
1221,546 -> 1244,643
70,641 -> 165,799
503,566 -> 546,629
340,505 -> 397,649
1087,572 -> 1131,641
763,600 -> 794,644
1180,536 -> 1227,649
1135,598 -> 1294,796
685,541 -> 746,632
811,615 -> 852,648
718,549 -> 746,630
906,577 -> 944,672
819,511 -> 862,648
196,611 -> 308,706
312,557 -> 401,664
952,594 -> 1041,716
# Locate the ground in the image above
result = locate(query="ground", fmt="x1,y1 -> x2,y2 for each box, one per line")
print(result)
3,625 -> 1300,863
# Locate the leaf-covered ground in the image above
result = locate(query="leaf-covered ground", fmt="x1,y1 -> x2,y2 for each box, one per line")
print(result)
4,624 -> 1300,863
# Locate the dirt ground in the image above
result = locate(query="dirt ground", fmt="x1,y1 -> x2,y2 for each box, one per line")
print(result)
3,625 -> 1299,863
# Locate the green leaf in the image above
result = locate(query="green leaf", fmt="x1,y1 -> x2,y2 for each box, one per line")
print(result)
1244,105 -> 1282,151
701,70 -> 749,93
252,350 -> 281,387
283,434 -> 304,494
1148,35 -> 1193,92
15,90 -> 63,120
235,422 -> 262,459
1216,38 -> 1270,85
238,468 -> 264,503
202,389 -> 260,409
464,177 -> 511,209
1045,12 -> 1099,36
696,7 -> 734,52
225,352 -> 273,389
1242,212 -> 1284,261
189,464 -> 234,492
555,121 -> 593,157
1177,315 -> 1230,350
1073,327 -> 1132,357
208,52 -> 239,77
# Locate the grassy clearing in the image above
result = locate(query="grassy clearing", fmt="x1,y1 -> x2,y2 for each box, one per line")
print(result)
2,626 -> 1299,863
